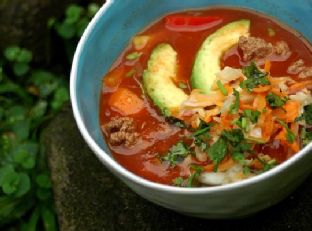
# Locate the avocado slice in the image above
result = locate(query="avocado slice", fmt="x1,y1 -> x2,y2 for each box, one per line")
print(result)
143,43 -> 188,116
191,19 -> 250,94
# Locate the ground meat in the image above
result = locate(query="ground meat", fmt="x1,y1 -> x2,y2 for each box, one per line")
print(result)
238,36 -> 291,62
287,59 -> 312,78
274,41 -> 291,57
238,36 -> 273,61
287,59 -> 305,74
103,117 -> 138,147
299,67 -> 312,78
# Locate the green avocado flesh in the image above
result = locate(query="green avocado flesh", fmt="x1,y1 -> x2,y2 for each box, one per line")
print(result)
143,43 -> 188,116
191,19 -> 250,94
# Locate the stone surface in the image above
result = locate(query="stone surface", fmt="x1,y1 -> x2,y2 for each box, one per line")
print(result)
44,105 -> 312,231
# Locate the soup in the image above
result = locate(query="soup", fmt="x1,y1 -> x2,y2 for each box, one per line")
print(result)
99,7 -> 312,187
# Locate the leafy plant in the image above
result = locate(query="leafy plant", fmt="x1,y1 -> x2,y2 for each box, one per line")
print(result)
49,3 -> 100,61
0,2 -> 100,230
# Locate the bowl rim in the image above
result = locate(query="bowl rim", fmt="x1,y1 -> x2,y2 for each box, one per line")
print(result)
70,0 -> 312,194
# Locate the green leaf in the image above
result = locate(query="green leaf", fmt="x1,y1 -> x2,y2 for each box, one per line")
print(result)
55,21 -> 76,39
126,51 -> 142,61
30,70 -> 59,97
13,62 -> 30,76
172,177 -> 184,186
14,173 -> 31,197
302,104 -> 312,125
243,109 -> 261,123
16,49 -> 33,63
87,3 -> 100,18
217,80 -> 228,96
65,4 -> 83,24
36,188 -> 52,201
241,62 -> 270,91
221,129 -> 244,144
178,82 -> 187,89
11,119 -> 31,140
208,137 -> 227,168
187,165 -> 203,187
4,46 -> 20,61
266,93 -> 287,109
229,89 -> 240,114
1,170 -> 20,195
22,207 -> 40,231
29,100 -> 48,120
41,207 -> 57,231
162,142 -> 189,166
14,142 -> 38,169
76,17 -> 89,37
51,87 -> 69,111
276,119 -> 295,143
0,196 -> 18,217
36,174 -> 52,189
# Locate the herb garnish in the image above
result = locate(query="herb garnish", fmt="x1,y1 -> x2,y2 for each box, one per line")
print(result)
217,80 -> 228,96
240,62 -> 270,92
162,141 -> 189,166
276,119 -> 296,143
178,82 -> 188,89
296,103 -> 312,125
266,93 -> 288,109
243,109 -> 261,123
229,89 -> 240,114
126,51 -> 142,61
301,128 -> 312,146
207,137 -> 227,170
187,165 -> 203,187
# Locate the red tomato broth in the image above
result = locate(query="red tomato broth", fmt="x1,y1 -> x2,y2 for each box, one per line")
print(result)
99,7 -> 312,185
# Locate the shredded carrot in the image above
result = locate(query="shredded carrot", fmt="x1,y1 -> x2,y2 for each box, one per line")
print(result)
253,85 -> 271,93
253,93 -> 267,110
251,159 -> 263,170
240,103 -> 254,110
220,113 -> 235,129
218,156 -> 235,172
108,88 -> 144,115
272,100 -> 300,122
288,80 -> 312,94
264,60 -> 271,73
271,87 -> 286,97
259,109 -> 273,142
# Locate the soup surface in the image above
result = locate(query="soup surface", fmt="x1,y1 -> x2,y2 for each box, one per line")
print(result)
99,7 -> 312,187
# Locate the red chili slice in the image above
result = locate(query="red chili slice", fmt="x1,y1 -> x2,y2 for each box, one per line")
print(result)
165,15 -> 222,32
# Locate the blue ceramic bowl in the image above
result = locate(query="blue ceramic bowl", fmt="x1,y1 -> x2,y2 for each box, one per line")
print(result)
71,0 -> 312,218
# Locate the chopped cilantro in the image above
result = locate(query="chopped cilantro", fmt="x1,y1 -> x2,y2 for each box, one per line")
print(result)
301,128 -> 312,146
187,165 -> 203,187
234,116 -> 248,130
266,93 -> 288,109
301,104 -> 312,125
276,119 -> 295,143
126,69 -> 136,77
232,141 -> 253,153
240,62 -> 270,91
178,82 -> 187,89
162,142 -> 189,166
217,80 -> 228,96
126,51 -> 142,60
243,166 -> 251,175
232,152 -> 245,163
172,177 -> 184,186
229,89 -> 240,114
207,137 -> 227,169
221,129 -> 244,144
257,156 -> 277,172
192,121 -> 213,149
243,109 -> 261,123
